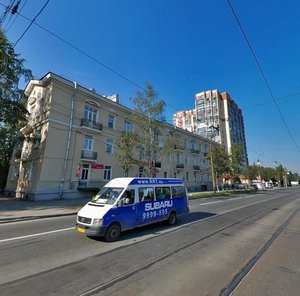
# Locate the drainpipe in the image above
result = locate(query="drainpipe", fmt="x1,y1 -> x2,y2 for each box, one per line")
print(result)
60,82 -> 77,197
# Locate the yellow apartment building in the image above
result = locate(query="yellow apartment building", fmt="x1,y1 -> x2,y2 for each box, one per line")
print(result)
5,72 -> 214,200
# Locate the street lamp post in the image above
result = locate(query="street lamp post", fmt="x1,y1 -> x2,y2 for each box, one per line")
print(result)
274,161 -> 282,187
257,159 -> 261,182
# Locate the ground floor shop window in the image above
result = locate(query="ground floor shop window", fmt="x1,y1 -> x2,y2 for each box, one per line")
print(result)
104,166 -> 112,180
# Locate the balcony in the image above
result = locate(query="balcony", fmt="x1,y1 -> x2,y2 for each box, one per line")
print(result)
190,148 -> 200,154
81,150 -> 97,161
176,163 -> 185,169
154,162 -> 161,168
174,144 -> 185,151
80,118 -> 103,132
193,165 -> 200,171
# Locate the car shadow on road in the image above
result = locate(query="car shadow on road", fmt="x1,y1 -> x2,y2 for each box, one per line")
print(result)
92,211 -> 216,243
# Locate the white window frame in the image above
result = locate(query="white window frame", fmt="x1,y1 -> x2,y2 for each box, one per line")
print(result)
124,119 -> 133,132
104,166 -> 112,180
108,114 -> 115,129
84,135 -> 93,151
106,139 -> 113,154
84,106 -> 97,122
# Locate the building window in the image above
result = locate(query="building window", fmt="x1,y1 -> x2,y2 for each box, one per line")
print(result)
138,167 -> 145,177
193,172 -> 197,182
186,171 -> 189,181
185,155 -> 189,165
164,171 -> 168,178
28,162 -> 35,181
84,135 -> 93,151
124,119 -> 133,132
106,139 -> 113,153
81,164 -> 90,180
140,147 -> 145,159
108,114 -> 115,129
11,165 -> 17,181
104,166 -> 112,180
84,106 -> 97,122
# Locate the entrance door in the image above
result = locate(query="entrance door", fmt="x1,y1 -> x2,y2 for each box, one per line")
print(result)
80,164 -> 90,187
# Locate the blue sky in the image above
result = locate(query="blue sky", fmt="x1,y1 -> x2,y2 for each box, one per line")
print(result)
1,0 -> 300,173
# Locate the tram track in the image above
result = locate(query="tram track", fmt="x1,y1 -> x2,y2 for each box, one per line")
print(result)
220,206 -> 300,296
78,207 -> 270,296
1,192 -> 298,296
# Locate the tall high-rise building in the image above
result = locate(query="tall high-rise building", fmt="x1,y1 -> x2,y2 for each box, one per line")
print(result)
173,89 -> 248,166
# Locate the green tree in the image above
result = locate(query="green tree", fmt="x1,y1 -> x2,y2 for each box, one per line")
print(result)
275,164 -> 285,187
0,29 -> 32,124
115,132 -> 139,176
0,28 -> 32,190
116,83 -> 166,177
207,144 -> 230,191
230,144 -> 244,179
246,165 -> 259,181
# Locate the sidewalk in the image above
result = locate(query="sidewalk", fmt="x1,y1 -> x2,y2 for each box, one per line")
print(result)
0,196 -> 91,223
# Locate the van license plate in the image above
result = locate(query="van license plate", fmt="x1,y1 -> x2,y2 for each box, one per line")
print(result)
77,227 -> 86,233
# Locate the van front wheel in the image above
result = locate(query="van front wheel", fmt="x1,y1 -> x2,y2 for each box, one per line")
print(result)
105,224 -> 121,242
167,212 -> 177,226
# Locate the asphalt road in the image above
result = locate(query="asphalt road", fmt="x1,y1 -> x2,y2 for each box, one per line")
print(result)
0,188 -> 299,295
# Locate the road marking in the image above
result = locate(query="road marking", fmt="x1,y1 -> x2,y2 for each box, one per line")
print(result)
0,227 -> 75,243
199,200 -> 223,205
199,195 -> 253,206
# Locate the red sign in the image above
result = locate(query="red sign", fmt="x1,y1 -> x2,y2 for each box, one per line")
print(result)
91,163 -> 104,169
75,164 -> 81,177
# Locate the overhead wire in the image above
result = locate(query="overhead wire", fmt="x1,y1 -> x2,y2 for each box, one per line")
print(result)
244,92 -> 300,111
0,1 -> 182,115
5,0 -> 28,32
226,0 -> 300,154
0,0 -> 15,25
13,0 -> 50,48
3,0 -> 299,133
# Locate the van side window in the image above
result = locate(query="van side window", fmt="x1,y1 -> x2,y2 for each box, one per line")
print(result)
139,187 -> 154,202
155,187 -> 171,200
171,186 -> 187,198
121,189 -> 135,205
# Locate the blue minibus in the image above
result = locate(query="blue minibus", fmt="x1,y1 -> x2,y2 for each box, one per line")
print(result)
76,177 -> 189,241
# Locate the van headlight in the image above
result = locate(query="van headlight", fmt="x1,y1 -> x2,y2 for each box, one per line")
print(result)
92,218 -> 103,226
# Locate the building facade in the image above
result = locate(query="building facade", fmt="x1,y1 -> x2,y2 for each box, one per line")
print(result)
173,89 -> 248,166
5,73 -> 215,200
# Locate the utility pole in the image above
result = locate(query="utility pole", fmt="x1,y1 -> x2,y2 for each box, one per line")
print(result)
209,124 -> 219,192
209,140 -> 216,192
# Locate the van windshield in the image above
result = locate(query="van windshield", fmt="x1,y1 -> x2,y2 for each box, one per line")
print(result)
92,187 -> 124,204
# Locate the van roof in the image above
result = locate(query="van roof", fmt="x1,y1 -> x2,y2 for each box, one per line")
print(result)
105,177 -> 184,187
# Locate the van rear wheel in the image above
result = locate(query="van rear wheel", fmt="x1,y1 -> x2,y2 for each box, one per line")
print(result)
105,224 -> 121,242
167,212 -> 177,225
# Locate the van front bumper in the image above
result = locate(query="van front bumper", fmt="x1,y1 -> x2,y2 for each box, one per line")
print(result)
76,223 -> 108,237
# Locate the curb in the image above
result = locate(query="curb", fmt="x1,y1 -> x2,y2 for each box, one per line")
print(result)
0,212 -> 78,224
